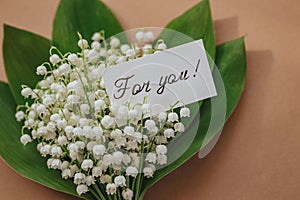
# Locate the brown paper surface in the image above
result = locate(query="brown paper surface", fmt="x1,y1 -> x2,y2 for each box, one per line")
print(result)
0,0 -> 299,199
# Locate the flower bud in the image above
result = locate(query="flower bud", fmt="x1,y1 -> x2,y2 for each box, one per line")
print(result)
174,122 -> 185,132
92,32 -> 102,41
164,128 -> 175,138
114,175 -> 126,187
81,159 -> 93,171
36,65 -> 47,75
110,37 -> 120,48
180,107 -> 190,117
126,166 -> 138,178
122,189 -> 133,200
156,145 -> 167,155
120,44 -> 130,54
106,183 -> 117,195
93,145 -> 106,159
78,39 -> 88,49
15,111 -> 25,121
20,134 -> 32,145
135,31 -> 144,41
76,184 -> 89,195
21,87 -> 32,98
167,112 -> 178,122
157,42 -> 167,50
49,54 -> 61,65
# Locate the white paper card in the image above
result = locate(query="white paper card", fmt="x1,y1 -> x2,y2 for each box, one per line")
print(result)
103,39 -> 217,115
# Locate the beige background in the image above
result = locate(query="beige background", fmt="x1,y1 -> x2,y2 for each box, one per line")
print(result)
0,0 -> 300,199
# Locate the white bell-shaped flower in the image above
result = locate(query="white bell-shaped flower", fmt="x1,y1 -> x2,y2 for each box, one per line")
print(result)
126,166 -> 138,178
106,183 -> 117,195
20,134 -> 32,145
114,175 -> 126,187
156,145 -> 167,155
93,145 -> 106,159
81,159 -> 93,171
122,189 -> 134,200
76,184 -> 89,195
180,107 -> 190,117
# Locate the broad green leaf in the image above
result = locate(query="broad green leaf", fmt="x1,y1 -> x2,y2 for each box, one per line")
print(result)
215,37 -> 247,118
52,0 -> 125,53
3,25 -> 51,105
161,0 -> 216,61
0,82 -> 94,200
141,37 -> 246,196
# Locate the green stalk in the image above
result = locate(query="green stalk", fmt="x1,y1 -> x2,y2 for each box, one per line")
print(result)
113,194 -> 117,200
138,190 -> 146,200
89,187 -> 103,200
107,195 -> 113,200
93,184 -> 107,200
117,188 -> 122,199
74,68 -> 95,119
126,176 -> 130,188
132,176 -> 136,192
135,141 -> 144,200
77,33 -> 92,89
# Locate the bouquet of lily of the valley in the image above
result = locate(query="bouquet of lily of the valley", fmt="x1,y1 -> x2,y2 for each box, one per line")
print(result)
0,0 -> 246,200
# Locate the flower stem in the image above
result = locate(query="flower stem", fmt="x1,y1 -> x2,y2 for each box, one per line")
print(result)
77,33 -> 92,89
93,184 -> 106,200
132,176 -> 136,192
89,187 -> 103,200
135,141 -> 144,200
74,68 -> 95,119
113,194 -> 117,200
107,195 -> 113,200
126,176 -> 130,188
117,188 -> 122,199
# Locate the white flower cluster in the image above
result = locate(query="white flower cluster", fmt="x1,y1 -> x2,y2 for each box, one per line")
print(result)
16,30 -> 190,199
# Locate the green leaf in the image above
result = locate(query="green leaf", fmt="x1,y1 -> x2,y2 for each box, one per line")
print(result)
161,0 -> 216,61
0,81 -> 95,199
52,0 -> 125,53
216,37 -> 247,118
141,37 -> 246,196
3,25 -> 51,105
